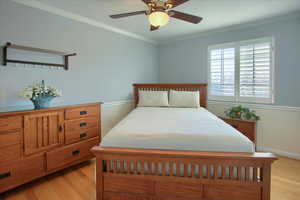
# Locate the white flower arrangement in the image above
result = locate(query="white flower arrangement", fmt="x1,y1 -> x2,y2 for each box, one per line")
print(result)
20,80 -> 62,100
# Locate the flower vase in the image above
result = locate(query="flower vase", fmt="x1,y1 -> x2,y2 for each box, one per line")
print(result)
31,96 -> 55,109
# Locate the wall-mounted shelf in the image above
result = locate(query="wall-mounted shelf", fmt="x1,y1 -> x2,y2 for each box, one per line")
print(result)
2,42 -> 76,70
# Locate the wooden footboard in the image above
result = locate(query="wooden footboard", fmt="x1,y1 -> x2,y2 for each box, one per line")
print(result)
91,147 -> 277,200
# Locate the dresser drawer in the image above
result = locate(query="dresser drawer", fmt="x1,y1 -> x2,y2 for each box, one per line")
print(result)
0,162 -> 21,193
0,116 -> 22,132
21,154 -> 45,182
65,127 -> 99,144
221,117 -> 256,142
234,122 -> 256,142
65,118 -> 99,132
0,144 -> 21,163
65,105 -> 99,120
0,130 -> 21,148
46,138 -> 99,171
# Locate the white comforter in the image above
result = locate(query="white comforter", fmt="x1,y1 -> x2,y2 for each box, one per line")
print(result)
101,107 -> 255,153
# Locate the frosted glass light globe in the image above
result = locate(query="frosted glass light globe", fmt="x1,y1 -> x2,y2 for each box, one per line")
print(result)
149,11 -> 170,27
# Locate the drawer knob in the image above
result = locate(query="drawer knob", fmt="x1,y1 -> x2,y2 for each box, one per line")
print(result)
80,111 -> 87,115
80,122 -> 87,127
80,133 -> 87,138
231,124 -> 239,129
0,172 -> 11,179
59,125 -> 64,132
72,150 -> 80,156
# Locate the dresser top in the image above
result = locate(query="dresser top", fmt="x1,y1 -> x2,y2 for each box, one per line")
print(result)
0,102 -> 102,117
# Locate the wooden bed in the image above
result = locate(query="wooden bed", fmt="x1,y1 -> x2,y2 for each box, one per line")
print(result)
92,83 -> 277,200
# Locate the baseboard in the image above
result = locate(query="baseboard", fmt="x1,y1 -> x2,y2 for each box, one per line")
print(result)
257,146 -> 300,160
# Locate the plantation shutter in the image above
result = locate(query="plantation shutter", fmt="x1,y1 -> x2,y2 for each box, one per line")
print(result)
239,39 -> 273,102
209,46 -> 235,100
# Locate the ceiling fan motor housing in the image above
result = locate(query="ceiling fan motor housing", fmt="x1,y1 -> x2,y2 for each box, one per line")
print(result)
110,0 -> 203,31
147,0 -> 173,12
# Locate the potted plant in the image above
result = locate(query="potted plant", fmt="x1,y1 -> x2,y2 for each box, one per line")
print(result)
20,80 -> 62,109
225,105 -> 260,121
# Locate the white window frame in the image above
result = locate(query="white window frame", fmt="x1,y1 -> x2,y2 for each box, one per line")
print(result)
207,42 -> 236,102
207,37 -> 275,104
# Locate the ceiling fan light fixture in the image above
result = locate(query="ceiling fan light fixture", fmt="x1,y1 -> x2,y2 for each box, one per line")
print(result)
148,11 -> 169,27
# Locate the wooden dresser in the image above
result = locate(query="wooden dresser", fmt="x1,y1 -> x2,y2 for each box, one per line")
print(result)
220,117 -> 257,143
0,102 -> 102,193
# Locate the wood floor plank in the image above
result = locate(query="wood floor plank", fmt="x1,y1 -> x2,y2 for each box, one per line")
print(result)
50,176 -> 84,200
1,157 -> 299,200
63,172 -> 95,200
32,177 -> 62,200
24,189 -> 38,200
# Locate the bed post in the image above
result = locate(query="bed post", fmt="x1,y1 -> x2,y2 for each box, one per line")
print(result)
133,84 -> 138,108
95,154 -> 104,200
262,164 -> 272,200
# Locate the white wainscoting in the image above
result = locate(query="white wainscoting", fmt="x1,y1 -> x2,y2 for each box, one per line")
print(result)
101,100 -> 134,138
208,101 -> 300,160
101,100 -> 300,160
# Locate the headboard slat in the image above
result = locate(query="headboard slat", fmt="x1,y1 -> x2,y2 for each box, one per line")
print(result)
133,83 -> 207,108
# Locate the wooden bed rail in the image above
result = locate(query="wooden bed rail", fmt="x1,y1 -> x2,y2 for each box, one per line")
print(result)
92,147 -> 277,200
92,147 -> 277,159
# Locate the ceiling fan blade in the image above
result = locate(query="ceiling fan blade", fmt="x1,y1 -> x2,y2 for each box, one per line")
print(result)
150,25 -> 160,31
141,0 -> 152,5
167,0 -> 190,8
110,11 -> 146,19
170,10 -> 203,24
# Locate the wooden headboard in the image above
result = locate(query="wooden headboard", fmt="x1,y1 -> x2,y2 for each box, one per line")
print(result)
133,83 -> 207,108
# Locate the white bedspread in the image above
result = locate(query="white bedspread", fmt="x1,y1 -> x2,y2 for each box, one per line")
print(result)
101,107 -> 255,153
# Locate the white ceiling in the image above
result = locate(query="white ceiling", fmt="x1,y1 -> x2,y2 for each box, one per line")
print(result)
17,0 -> 300,42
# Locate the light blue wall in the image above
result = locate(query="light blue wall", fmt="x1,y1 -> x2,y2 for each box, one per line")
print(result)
1,0 -> 300,108
0,1 -> 159,108
159,16 -> 300,107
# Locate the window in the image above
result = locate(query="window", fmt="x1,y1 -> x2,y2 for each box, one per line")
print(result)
208,37 -> 274,103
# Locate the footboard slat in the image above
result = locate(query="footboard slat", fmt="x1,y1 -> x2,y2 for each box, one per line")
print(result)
254,166 -> 258,181
92,147 -> 277,200
222,165 -> 227,179
199,164 -> 203,178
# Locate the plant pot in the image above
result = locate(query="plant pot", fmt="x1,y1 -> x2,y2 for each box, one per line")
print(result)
31,96 -> 55,109
230,112 -> 242,119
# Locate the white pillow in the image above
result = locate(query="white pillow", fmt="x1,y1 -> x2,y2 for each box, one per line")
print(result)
138,90 -> 169,107
169,90 -> 200,108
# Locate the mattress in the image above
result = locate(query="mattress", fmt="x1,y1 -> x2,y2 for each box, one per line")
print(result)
101,107 -> 255,153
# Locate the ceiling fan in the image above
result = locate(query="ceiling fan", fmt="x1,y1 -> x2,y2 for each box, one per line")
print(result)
110,0 -> 203,31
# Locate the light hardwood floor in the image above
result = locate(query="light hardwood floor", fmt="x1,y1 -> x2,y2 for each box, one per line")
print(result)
1,156 -> 300,200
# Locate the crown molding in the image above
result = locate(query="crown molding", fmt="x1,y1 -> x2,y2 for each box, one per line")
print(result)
159,11 -> 300,45
10,0 -> 300,46
11,0 -> 158,45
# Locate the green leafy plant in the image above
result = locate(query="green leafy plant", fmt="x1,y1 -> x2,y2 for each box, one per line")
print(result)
225,105 -> 260,121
